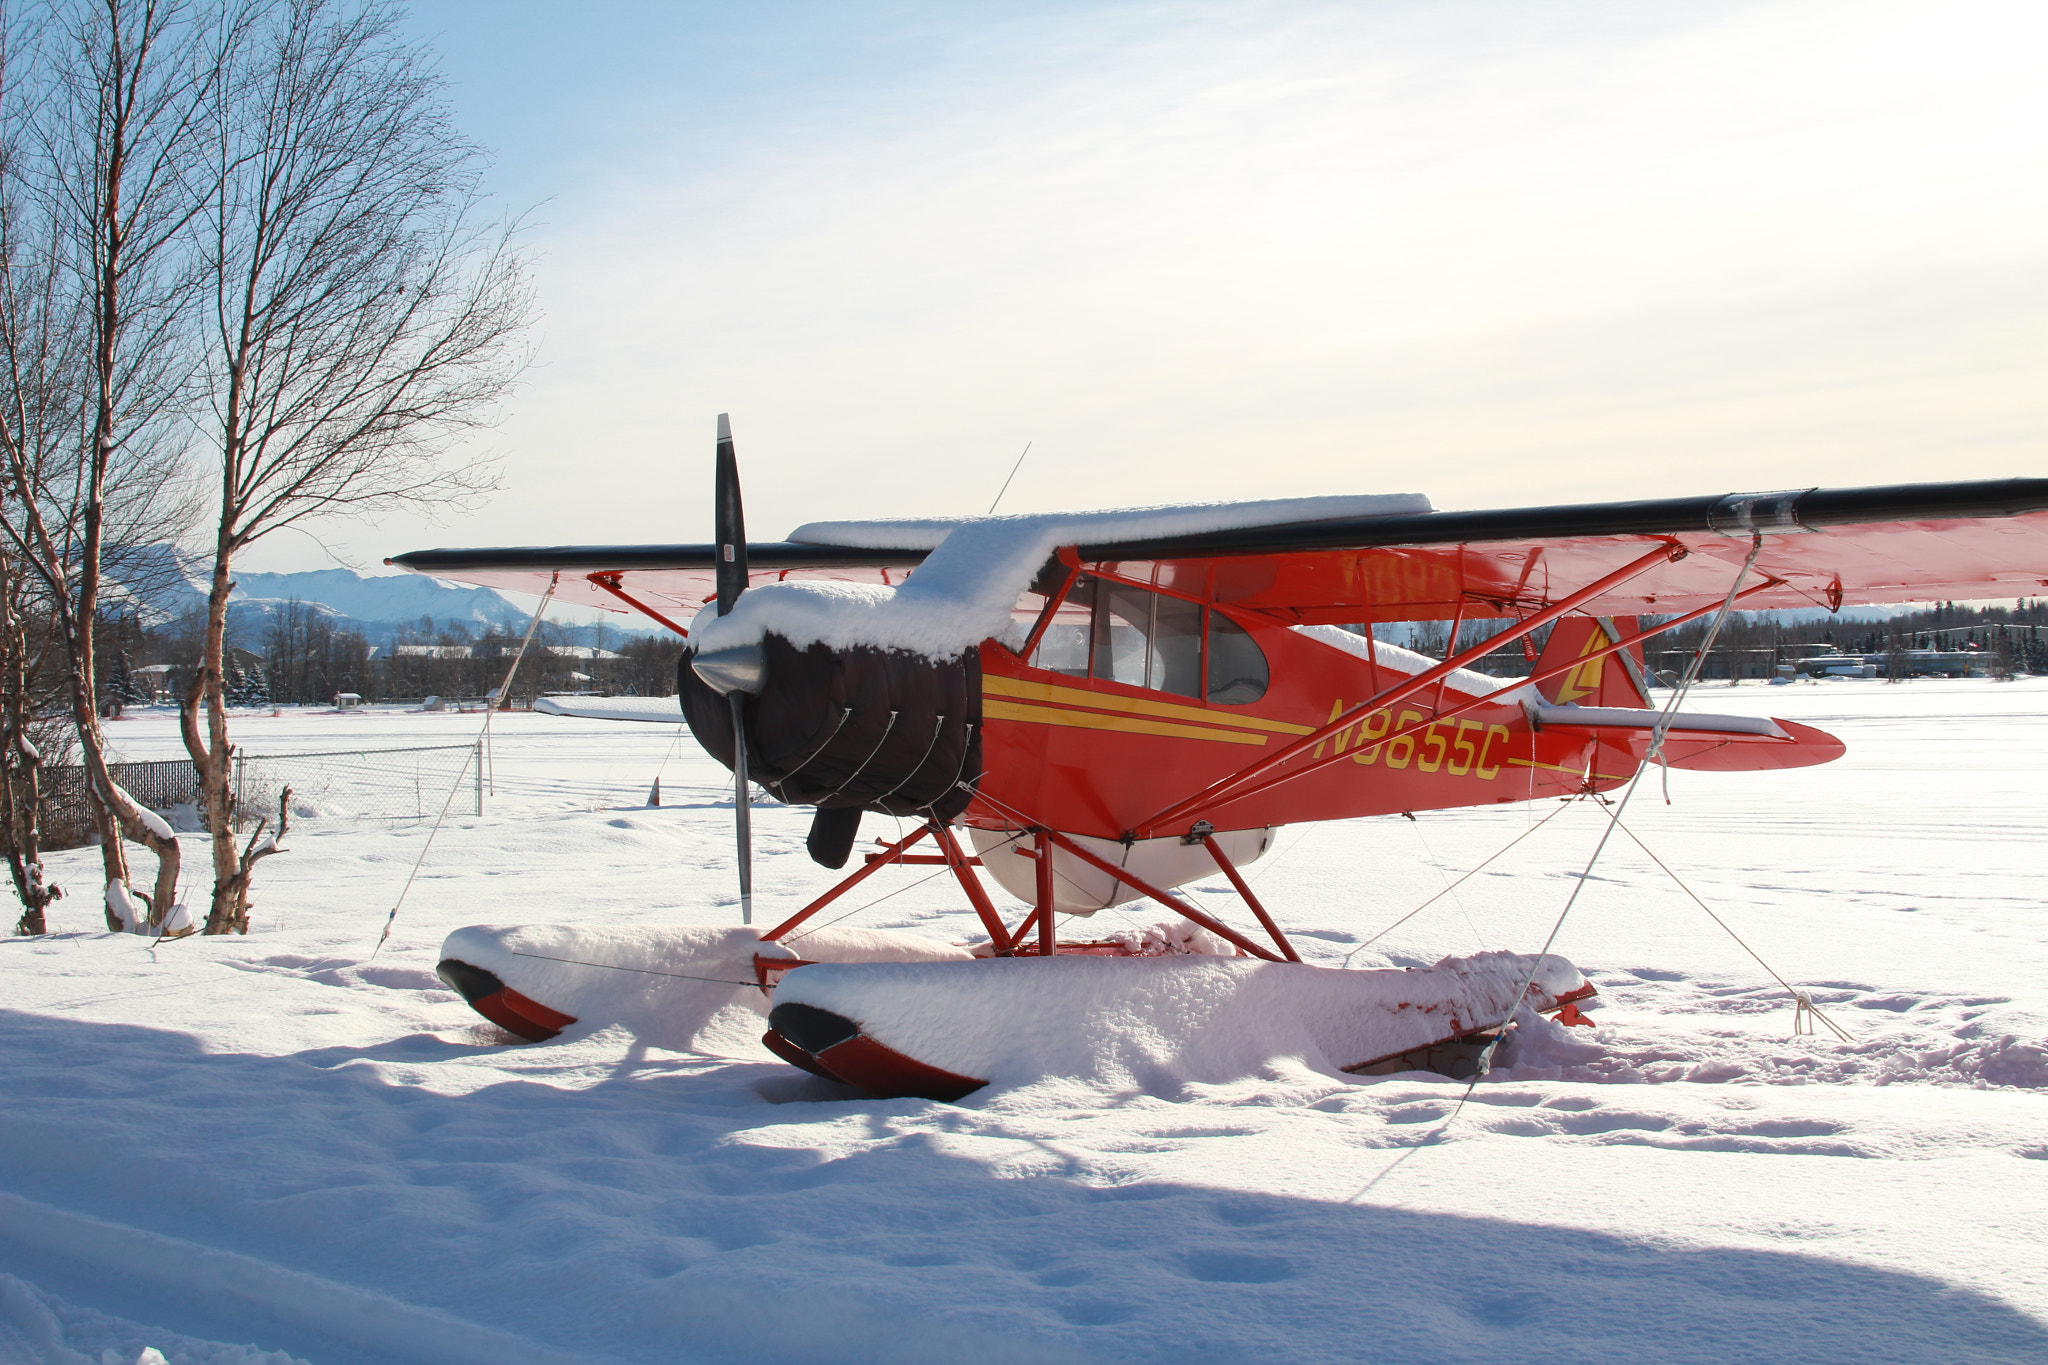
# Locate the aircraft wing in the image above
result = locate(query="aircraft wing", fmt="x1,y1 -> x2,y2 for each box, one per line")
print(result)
385,542 -> 926,630
1076,478 -> 2048,622
389,477 -> 2048,629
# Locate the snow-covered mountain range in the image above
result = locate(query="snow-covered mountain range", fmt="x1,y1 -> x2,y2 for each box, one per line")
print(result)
101,545 -> 652,646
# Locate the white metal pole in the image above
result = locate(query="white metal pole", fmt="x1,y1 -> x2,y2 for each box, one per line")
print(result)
485,575 -> 560,797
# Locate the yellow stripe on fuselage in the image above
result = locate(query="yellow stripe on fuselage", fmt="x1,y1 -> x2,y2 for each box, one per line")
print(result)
983,699 -> 1268,746
1506,757 -> 1633,782
983,674 -> 1313,736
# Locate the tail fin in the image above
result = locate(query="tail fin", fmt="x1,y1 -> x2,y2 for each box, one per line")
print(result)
1535,615 -> 1649,707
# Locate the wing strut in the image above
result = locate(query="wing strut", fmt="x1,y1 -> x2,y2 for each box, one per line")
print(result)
587,572 -> 694,639
1139,542 -> 1687,836
1139,575 -> 1784,836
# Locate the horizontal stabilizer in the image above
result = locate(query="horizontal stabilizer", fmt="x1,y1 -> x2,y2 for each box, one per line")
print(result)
1525,701 -> 1844,772
1527,701 -> 1786,738
1657,716 -> 1846,772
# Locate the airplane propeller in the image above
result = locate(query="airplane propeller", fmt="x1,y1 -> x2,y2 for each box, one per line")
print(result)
709,414 -> 755,924
677,414 -> 984,920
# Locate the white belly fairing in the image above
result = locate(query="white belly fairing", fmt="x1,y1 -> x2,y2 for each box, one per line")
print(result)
967,825 -> 1278,915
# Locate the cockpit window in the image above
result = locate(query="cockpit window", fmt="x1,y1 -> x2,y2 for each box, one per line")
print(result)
1026,576 -> 1267,705
1027,577 -> 1093,677
1205,610 -> 1268,704
1096,581 -> 1201,697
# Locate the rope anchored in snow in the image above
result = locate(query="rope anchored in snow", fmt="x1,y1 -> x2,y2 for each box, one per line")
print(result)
1452,537 -> 1766,1114
1609,817 -> 1853,1043
372,575 -> 558,958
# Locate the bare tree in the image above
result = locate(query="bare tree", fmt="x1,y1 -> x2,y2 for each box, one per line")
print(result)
0,543 -> 62,933
0,0 -> 212,931
183,0 -> 529,933
0,16 -> 65,935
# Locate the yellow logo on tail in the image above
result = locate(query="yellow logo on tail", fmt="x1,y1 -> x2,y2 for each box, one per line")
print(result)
1553,625 -> 1614,704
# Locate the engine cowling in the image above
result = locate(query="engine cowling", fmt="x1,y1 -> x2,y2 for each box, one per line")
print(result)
678,634 -> 982,869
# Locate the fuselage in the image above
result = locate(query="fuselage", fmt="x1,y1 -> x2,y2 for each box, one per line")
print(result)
964,570 -> 1622,844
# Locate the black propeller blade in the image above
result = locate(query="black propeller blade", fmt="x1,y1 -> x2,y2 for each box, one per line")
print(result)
715,413 -> 747,614
692,414 -> 767,694
713,413 -> 753,926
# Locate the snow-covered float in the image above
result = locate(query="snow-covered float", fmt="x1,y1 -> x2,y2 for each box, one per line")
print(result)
435,922 -> 1594,1098
761,949 -> 1594,1099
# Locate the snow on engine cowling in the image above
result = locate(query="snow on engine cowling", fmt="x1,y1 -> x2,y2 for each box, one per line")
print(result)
677,635 -> 982,870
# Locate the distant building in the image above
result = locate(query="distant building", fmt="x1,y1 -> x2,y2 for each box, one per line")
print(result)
386,644 -> 477,659
492,645 -> 623,661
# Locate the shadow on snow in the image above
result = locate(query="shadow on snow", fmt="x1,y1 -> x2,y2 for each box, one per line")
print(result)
0,1010 -> 2042,1365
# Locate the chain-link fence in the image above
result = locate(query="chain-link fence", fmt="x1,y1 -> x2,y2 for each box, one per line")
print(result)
233,743 -> 482,827
38,760 -> 202,849
22,742 -> 484,851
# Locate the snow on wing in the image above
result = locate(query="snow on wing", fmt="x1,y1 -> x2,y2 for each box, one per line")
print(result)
388,479 -> 2048,639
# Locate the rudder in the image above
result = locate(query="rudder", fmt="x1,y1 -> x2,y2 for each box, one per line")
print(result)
1535,615 -> 1650,708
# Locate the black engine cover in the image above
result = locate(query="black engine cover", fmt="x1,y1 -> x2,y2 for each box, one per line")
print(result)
678,635 -> 982,841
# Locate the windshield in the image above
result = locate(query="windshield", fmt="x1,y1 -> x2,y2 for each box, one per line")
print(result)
1026,577 -> 1266,704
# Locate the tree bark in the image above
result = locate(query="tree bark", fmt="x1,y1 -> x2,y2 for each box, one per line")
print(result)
0,548 -> 60,935
185,539 -> 242,932
211,784 -> 288,936
0,1 -> 209,933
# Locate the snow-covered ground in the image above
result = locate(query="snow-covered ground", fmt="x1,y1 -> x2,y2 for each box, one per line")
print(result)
3,679 -> 2045,1364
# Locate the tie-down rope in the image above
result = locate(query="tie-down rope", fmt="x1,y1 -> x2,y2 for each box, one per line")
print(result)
372,575 -> 559,957
1448,535 -> 1766,1115
1609,817 -> 1852,1041
1341,799 -> 1578,967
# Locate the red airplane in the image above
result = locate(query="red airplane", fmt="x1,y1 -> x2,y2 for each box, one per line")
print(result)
394,418 -> 2048,1100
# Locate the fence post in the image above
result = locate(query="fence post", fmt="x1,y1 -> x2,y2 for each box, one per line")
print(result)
473,739 -> 483,815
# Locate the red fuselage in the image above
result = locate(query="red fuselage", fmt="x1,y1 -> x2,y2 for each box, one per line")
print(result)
965,573 -> 1620,843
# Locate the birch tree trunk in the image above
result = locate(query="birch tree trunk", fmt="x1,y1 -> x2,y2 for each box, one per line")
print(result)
0,546 -> 60,935
184,540 -> 240,928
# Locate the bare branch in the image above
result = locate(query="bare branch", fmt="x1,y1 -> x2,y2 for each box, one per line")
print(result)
188,0 -> 530,931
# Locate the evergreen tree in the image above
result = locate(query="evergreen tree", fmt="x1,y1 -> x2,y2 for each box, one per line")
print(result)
226,662 -> 270,708
106,651 -> 136,706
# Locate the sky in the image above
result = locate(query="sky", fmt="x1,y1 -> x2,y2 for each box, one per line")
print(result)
247,0 -> 2048,576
